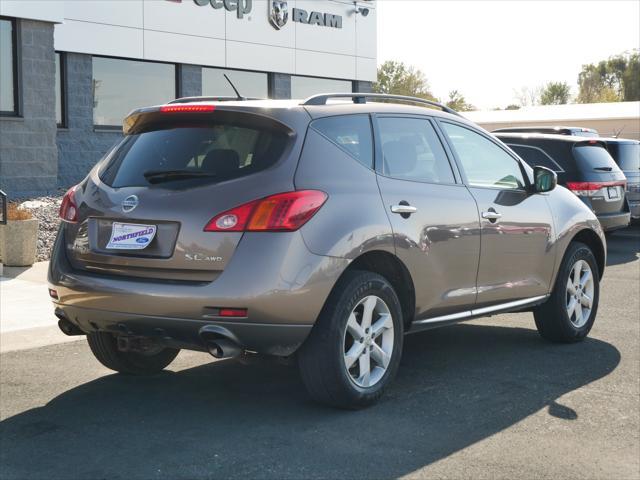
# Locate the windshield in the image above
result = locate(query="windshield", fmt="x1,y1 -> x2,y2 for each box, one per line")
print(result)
100,125 -> 288,188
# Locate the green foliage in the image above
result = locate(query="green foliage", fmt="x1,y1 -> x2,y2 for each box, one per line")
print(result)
577,50 -> 639,103
540,81 -> 571,105
505,104 -> 521,110
445,90 -> 475,112
373,61 -> 436,101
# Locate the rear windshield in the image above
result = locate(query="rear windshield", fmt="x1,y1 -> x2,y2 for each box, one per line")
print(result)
608,143 -> 640,172
572,145 -> 621,172
100,124 -> 288,188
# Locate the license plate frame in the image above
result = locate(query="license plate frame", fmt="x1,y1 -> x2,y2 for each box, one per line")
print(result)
106,222 -> 157,250
607,186 -> 620,200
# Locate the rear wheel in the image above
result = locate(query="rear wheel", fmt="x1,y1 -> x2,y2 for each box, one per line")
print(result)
298,270 -> 404,409
87,332 -> 179,375
534,242 -> 600,343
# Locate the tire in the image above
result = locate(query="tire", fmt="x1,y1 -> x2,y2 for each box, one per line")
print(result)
534,241 -> 600,343
87,332 -> 179,375
298,270 -> 404,409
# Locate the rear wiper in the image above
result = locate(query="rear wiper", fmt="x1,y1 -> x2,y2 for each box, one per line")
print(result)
143,170 -> 216,184
593,167 -> 613,172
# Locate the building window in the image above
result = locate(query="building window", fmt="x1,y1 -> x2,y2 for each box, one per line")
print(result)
291,75 -> 352,99
202,67 -> 268,99
92,56 -> 176,127
55,52 -> 65,127
0,17 -> 18,116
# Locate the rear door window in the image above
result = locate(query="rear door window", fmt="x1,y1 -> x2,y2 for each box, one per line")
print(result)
508,144 -> 564,172
100,124 -> 288,188
311,115 -> 373,168
377,117 -> 455,184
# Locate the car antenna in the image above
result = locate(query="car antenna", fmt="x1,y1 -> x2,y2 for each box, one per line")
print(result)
224,74 -> 245,101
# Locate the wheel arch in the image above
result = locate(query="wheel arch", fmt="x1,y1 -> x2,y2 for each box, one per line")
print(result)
340,250 -> 416,328
568,228 -> 606,279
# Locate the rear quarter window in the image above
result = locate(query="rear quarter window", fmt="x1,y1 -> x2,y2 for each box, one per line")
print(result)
310,115 -> 373,169
99,124 -> 288,188
508,144 -> 564,172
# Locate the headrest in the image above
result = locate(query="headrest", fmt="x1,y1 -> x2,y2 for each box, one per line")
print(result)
202,149 -> 240,177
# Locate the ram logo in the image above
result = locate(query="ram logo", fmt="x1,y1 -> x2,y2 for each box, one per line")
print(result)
269,0 -> 288,29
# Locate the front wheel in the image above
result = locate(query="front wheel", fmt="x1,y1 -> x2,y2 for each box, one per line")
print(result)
534,241 -> 600,343
298,270 -> 404,409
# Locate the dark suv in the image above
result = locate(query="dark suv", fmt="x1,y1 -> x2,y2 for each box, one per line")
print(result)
602,138 -> 640,220
50,94 -> 607,408
493,126 -> 599,138
495,133 -> 631,232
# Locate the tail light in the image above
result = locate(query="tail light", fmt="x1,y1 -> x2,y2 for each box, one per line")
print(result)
566,181 -> 626,197
204,190 -> 328,232
160,105 -> 215,113
59,185 -> 79,223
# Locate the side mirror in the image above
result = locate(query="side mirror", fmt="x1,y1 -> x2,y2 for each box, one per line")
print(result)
533,166 -> 557,193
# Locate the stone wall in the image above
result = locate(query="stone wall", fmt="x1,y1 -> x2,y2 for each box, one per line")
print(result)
0,19 -> 58,197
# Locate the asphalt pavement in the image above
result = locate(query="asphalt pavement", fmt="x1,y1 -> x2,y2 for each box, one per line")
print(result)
0,226 -> 638,480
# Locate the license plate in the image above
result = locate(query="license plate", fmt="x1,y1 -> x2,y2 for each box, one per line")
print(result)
607,186 -> 620,200
106,222 -> 157,250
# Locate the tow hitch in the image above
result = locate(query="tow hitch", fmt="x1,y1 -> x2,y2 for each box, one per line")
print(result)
117,335 -> 160,353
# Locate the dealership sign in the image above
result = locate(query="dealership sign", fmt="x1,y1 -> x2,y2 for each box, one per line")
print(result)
172,0 -> 342,29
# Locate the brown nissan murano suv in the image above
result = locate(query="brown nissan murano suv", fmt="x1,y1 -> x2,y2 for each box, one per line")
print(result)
49,94 -> 607,408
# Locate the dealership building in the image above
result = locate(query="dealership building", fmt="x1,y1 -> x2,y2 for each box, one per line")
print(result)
0,0 -> 377,196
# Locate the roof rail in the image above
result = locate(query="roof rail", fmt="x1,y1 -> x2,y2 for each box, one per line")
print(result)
168,96 -> 264,104
301,93 -> 462,117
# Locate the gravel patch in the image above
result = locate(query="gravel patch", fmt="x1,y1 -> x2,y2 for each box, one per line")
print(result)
19,196 -> 62,262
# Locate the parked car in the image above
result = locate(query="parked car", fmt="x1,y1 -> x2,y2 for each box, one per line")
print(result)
601,137 -> 640,220
50,94 -> 607,409
493,125 -> 599,137
495,133 -> 631,232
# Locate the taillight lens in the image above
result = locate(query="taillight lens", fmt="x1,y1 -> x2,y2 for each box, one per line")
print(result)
204,190 -> 328,232
566,181 -> 626,197
59,185 -> 79,223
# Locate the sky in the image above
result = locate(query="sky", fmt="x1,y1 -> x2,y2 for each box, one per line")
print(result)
376,0 -> 640,110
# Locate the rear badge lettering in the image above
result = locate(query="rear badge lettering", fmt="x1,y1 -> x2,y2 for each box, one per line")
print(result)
185,253 -> 224,262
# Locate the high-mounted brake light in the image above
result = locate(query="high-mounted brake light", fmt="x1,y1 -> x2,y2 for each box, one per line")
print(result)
59,185 -> 79,223
160,105 -> 216,113
204,190 -> 328,232
566,181 -> 626,197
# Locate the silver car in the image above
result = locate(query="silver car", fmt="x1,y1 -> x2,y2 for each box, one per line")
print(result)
49,94 -> 606,408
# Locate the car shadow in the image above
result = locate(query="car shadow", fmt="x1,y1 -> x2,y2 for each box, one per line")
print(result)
0,324 -> 620,480
606,225 -> 639,267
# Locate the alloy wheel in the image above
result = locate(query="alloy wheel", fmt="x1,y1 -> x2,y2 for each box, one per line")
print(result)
566,259 -> 594,328
343,295 -> 394,388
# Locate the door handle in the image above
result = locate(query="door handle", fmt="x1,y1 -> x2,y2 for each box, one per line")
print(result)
391,204 -> 418,215
482,210 -> 502,221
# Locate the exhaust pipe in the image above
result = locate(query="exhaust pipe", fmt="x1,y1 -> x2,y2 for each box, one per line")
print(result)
57,318 -> 85,336
206,339 -> 241,359
199,325 -> 242,359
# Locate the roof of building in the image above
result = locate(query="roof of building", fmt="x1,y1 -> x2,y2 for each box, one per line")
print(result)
464,101 -> 640,124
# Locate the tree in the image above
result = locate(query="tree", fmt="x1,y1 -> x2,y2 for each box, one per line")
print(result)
445,90 -> 475,111
577,50 -> 639,103
505,104 -> 521,110
540,81 -> 571,105
514,86 -> 542,107
373,61 -> 436,100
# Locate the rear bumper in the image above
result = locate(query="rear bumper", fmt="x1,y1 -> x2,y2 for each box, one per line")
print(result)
55,305 -> 311,356
49,229 -> 348,355
597,211 -> 631,232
